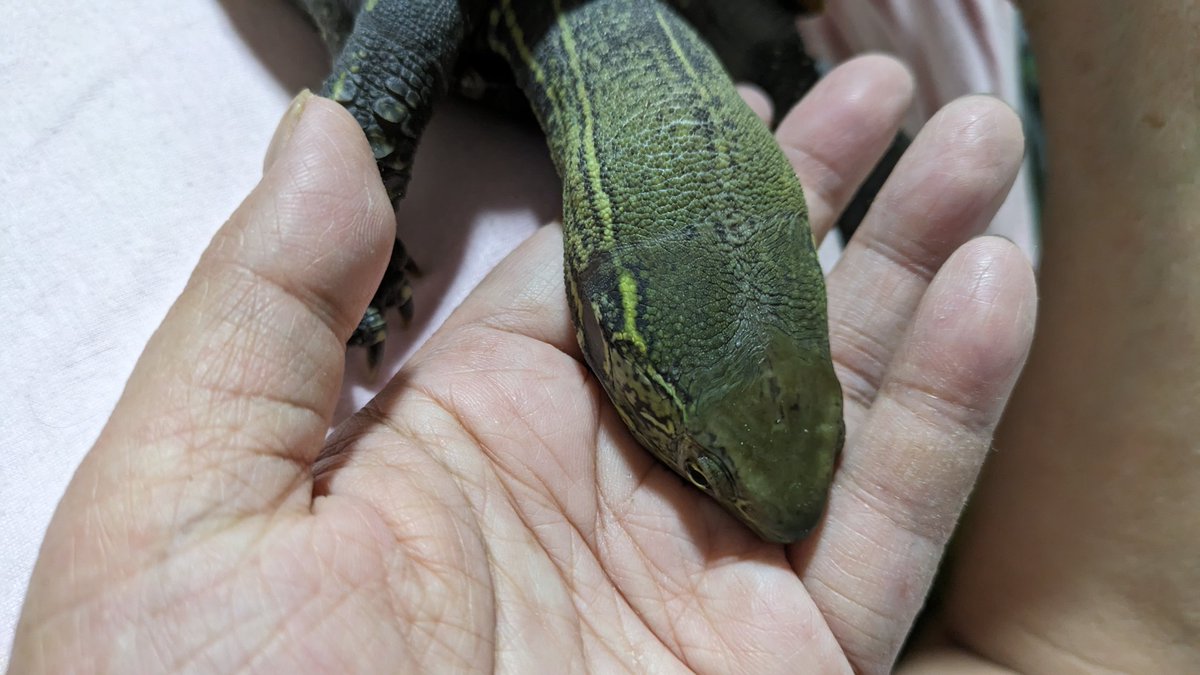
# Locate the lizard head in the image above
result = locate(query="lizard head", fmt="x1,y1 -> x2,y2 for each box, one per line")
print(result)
680,329 -> 844,543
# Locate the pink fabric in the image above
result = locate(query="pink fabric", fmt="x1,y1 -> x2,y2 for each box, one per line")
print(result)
0,1 -> 1029,664
800,0 -> 1037,260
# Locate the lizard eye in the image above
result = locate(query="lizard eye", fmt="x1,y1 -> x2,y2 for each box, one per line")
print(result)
684,460 -> 710,490
683,453 -> 733,495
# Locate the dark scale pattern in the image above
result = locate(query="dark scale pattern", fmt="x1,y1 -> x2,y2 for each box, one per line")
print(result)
666,0 -> 820,127
298,0 -> 480,355
526,1 -> 827,387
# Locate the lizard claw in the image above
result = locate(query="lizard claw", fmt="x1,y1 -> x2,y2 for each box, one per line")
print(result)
347,237 -> 419,368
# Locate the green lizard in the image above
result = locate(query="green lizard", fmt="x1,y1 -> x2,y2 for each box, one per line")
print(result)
297,0 -> 844,543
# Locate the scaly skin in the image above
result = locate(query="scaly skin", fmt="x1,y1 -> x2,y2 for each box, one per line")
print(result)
668,0 -> 820,126
490,0 -> 844,542
295,0 -> 478,360
457,0 -> 821,129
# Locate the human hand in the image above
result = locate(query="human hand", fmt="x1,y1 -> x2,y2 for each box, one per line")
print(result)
10,56 -> 1032,673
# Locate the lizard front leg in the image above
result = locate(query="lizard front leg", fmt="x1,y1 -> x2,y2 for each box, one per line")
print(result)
306,0 -> 473,364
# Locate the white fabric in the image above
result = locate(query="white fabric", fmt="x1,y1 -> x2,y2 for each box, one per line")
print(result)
0,1 -> 1026,664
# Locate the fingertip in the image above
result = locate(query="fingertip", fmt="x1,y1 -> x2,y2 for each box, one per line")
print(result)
925,95 -> 1026,179
736,83 -> 774,126
949,235 -> 1037,314
221,94 -> 396,341
774,54 -> 914,238
968,235 -> 1038,337
267,95 -> 389,184
917,236 -> 1038,403
262,94 -> 394,228
840,96 -> 1028,281
942,94 -> 1025,136
839,53 -> 915,100
778,53 -> 914,139
439,223 -> 577,356
263,89 -> 313,172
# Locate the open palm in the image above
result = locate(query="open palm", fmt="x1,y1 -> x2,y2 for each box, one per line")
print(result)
12,56 -> 1033,674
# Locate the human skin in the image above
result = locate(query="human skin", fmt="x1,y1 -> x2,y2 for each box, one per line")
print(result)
9,57 -> 1035,673
903,2 -> 1200,673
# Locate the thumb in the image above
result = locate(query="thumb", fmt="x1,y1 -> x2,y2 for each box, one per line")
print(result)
64,93 -> 394,539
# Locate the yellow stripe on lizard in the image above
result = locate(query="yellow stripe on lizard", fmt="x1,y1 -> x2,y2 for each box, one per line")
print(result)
614,270 -> 648,353
553,0 -> 616,247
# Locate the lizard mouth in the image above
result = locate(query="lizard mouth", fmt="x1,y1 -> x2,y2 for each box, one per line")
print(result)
733,502 -> 820,544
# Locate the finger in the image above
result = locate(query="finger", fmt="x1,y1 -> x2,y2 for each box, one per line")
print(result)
799,237 -> 1037,672
827,96 -> 1026,432
71,95 -> 394,534
775,54 -> 914,241
737,83 -> 774,126
434,223 -> 577,353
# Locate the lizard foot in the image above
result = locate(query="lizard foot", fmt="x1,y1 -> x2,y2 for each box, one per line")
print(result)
309,0 -> 464,367
348,237 -> 420,369
324,66 -> 429,368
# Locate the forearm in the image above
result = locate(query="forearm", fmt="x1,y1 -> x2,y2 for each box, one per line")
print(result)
908,2 -> 1200,673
